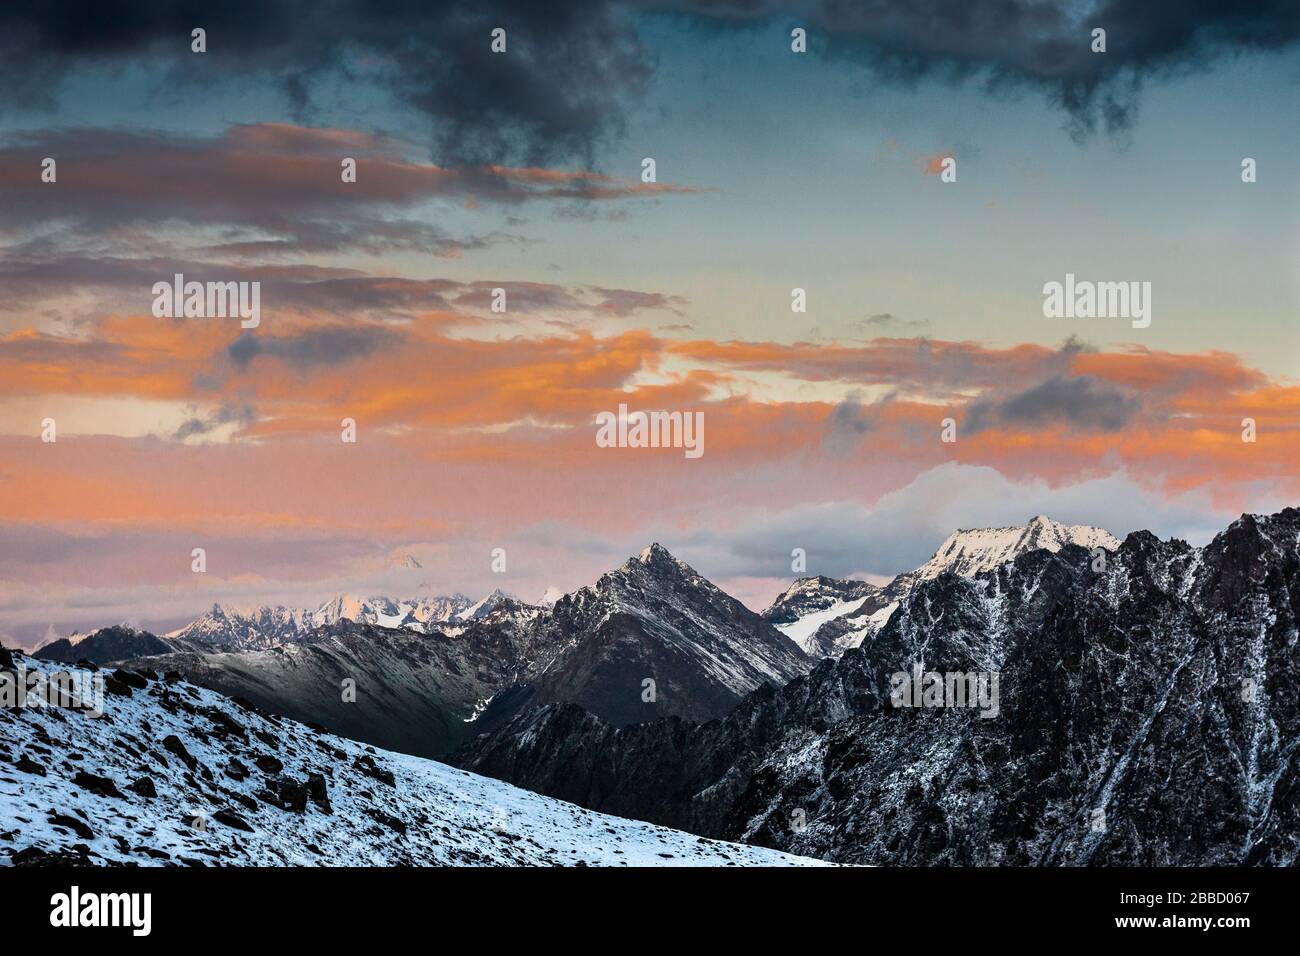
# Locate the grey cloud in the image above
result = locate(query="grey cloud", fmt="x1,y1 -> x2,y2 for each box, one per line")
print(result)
227,326 -> 403,369
966,374 -> 1139,433
172,401 -> 256,440
855,313 -> 929,333
823,391 -> 894,456
589,287 -> 687,317
0,249 -> 685,328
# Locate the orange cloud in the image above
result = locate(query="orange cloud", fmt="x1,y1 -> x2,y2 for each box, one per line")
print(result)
921,151 -> 954,176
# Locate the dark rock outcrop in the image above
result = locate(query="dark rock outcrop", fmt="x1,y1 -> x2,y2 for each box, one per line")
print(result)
72,771 -> 123,799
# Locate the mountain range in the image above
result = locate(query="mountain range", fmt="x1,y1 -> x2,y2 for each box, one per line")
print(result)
17,510 -> 1296,865
29,518 -> 1114,757
166,592 -> 489,651
41,542 -> 810,755
457,509 -> 1300,865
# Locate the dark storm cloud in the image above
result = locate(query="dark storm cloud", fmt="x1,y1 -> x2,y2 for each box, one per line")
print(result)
668,0 -> 1300,137
0,0 -> 651,165
4,3 -> 1296,160
966,374 -> 1139,433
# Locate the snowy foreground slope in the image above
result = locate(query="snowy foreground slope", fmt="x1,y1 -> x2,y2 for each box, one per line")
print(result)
0,657 -> 824,867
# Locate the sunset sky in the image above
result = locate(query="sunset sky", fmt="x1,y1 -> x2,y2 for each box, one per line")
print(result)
2,1 -> 1299,646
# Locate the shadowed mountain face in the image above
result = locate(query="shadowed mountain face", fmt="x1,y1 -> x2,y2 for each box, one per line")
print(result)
131,620 -> 526,758
32,626 -> 174,665
458,509 -> 1300,866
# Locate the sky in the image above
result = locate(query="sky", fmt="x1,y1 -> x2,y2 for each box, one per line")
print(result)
1,1 -> 1298,646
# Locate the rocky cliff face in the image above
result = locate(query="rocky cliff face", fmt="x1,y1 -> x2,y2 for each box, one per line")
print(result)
459,509 -> 1300,866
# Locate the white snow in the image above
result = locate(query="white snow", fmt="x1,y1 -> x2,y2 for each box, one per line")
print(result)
914,515 -> 1120,582
167,593 -> 481,650
837,601 -> 899,652
776,596 -> 868,653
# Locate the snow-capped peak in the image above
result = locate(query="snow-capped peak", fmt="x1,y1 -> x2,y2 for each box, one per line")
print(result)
914,515 -> 1120,581
314,594 -> 367,625
539,585 -> 566,608
165,593 -> 476,651
455,589 -> 516,621
766,516 -> 1122,660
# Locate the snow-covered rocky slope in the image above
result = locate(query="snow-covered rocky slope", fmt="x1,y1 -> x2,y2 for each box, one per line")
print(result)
0,654 -> 824,867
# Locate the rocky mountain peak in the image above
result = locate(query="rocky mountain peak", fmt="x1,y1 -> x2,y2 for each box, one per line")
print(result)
630,542 -> 686,571
602,543 -> 708,595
